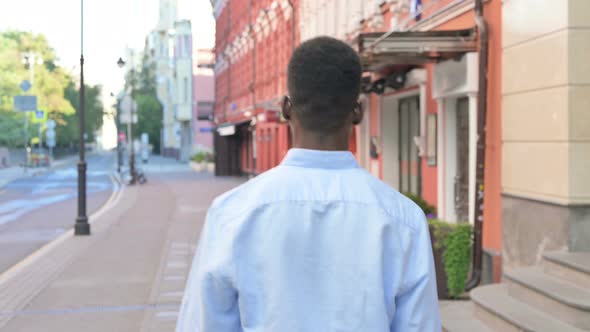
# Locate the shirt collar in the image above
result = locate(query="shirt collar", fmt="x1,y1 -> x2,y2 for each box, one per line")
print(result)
280,148 -> 360,169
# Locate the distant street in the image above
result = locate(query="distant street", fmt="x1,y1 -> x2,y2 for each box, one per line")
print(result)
0,153 -> 114,274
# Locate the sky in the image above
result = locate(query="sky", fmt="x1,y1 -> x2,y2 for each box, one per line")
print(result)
0,0 -> 216,97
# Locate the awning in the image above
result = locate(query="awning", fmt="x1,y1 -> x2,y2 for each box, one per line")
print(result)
217,124 -> 236,136
358,28 -> 478,72
216,119 -> 252,136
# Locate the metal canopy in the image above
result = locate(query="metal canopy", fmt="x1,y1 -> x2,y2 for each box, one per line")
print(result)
358,28 -> 478,71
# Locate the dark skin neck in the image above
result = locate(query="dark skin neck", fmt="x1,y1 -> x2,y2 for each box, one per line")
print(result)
291,127 -> 352,151
289,113 -> 353,151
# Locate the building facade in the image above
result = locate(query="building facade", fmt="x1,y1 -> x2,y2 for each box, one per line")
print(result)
268,0 -> 590,329
193,49 -> 215,151
146,0 -> 195,161
173,20 -> 195,162
209,0 -> 590,329
298,0 -> 502,283
211,0 -> 298,176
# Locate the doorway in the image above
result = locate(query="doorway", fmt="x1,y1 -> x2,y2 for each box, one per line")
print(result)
398,96 -> 421,196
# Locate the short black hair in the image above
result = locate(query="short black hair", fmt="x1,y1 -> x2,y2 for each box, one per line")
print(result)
287,36 -> 362,133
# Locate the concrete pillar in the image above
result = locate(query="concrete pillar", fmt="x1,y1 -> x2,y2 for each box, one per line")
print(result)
502,0 -> 590,268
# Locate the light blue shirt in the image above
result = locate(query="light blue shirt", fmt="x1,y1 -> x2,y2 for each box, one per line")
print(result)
177,148 -> 441,332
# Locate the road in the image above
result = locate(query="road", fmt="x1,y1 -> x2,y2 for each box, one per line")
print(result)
0,153 -> 115,275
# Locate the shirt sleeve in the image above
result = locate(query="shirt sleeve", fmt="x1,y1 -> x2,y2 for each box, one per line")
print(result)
176,208 -> 241,332
390,208 -> 441,332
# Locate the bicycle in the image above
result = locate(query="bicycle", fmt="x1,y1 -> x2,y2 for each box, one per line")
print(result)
121,167 -> 147,185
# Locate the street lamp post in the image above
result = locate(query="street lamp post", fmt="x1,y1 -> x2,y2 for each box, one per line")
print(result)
75,0 -> 90,236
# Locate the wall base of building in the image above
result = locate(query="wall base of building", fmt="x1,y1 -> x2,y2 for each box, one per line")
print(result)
162,147 -> 180,160
502,194 -> 590,269
482,248 -> 502,284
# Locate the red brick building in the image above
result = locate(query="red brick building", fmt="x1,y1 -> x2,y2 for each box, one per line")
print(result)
211,0 -> 299,176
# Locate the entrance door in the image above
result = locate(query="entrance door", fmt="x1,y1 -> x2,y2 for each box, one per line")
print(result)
398,96 -> 421,195
455,97 -> 470,222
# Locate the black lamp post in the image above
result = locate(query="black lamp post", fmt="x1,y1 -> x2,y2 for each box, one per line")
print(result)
75,0 -> 90,235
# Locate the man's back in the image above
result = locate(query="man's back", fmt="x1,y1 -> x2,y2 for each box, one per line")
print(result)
177,149 -> 441,331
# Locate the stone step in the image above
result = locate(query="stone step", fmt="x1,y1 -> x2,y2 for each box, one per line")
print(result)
504,267 -> 590,330
471,284 -> 585,332
440,300 -> 494,332
543,252 -> 590,290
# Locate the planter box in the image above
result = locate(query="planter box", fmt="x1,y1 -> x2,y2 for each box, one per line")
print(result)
430,225 -> 449,299
190,161 -> 205,172
428,221 -> 472,300
206,162 -> 215,173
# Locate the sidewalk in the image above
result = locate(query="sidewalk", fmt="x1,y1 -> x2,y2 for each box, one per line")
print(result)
0,162 -> 245,331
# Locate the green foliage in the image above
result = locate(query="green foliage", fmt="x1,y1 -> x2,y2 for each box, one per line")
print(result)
428,219 -> 473,298
60,82 -> 104,145
191,151 -> 207,163
0,112 -> 27,147
0,30 -> 90,148
403,192 -> 436,216
124,52 -> 163,153
134,93 -> 163,154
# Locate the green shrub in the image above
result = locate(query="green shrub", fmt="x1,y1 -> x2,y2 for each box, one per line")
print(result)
403,192 -> 436,217
191,151 -> 207,163
428,219 -> 472,298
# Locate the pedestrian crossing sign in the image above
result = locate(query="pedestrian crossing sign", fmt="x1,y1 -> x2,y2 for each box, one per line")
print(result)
30,110 -> 47,124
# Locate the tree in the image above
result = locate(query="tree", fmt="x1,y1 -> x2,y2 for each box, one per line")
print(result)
60,82 -> 105,146
123,51 -> 163,153
135,94 -> 163,153
0,31 -> 76,148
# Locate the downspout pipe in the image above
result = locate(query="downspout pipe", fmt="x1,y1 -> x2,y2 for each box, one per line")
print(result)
287,0 -> 296,52
248,0 -> 256,175
465,0 -> 488,292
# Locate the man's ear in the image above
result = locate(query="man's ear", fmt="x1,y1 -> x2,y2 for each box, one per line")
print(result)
352,101 -> 364,125
282,95 -> 292,120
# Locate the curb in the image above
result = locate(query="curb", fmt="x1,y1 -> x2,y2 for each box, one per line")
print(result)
0,171 -> 123,287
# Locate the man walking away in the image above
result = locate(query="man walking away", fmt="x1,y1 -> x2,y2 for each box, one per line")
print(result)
177,36 -> 441,332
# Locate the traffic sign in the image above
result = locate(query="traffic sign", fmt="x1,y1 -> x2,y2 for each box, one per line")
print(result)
46,130 -> 56,140
14,96 -> 37,111
20,80 -> 32,93
120,95 -> 137,115
30,110 -> 47,124
120,113 -> 138,124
